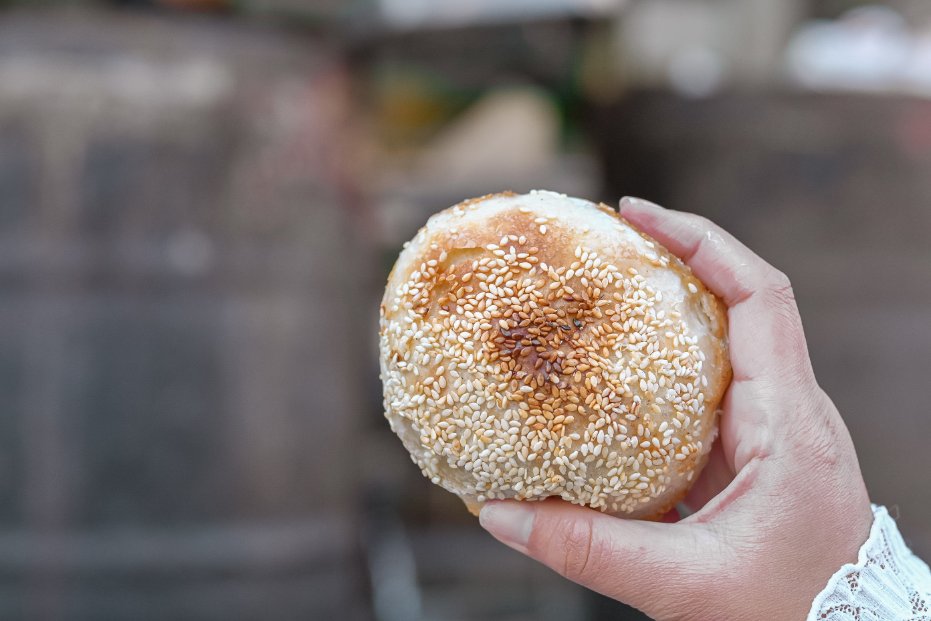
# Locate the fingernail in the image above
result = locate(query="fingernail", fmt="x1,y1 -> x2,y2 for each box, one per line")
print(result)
619,196 -> 664,214
479,502 -> 535,549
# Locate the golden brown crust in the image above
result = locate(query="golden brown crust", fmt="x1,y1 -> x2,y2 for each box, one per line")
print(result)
380,191 -> 730,518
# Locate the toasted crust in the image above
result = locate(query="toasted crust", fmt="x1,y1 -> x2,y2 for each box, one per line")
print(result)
380,191 -> 730,518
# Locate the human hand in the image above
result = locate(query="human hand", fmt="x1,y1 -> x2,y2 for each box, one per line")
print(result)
478,198 -> 873,620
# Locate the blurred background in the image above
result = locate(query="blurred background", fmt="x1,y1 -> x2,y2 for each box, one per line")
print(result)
1,0 -> 930,619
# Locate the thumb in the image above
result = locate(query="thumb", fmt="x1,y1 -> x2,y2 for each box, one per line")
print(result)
479,499 -> 716,617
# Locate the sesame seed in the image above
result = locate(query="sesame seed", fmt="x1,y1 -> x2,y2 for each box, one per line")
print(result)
380,193 -> 718,516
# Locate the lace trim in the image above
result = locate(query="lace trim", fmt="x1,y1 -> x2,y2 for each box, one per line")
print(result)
808,505 -> 931,621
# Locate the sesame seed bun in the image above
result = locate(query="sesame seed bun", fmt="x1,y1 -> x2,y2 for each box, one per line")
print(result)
379,191 -> 730,519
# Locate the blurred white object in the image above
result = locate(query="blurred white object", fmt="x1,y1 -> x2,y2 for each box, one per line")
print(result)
785,5 -> 931,97
378,0 -> 625,29
615,0 -> 803,95
902,30 -> 931,97
667,45 -> 726,98
617,0 -> 730,94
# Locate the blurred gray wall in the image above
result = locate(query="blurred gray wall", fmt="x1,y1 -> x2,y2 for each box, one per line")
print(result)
0,9 -> 368,620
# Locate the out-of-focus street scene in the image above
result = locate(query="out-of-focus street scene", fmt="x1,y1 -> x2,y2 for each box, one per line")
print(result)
1,0 -> 930,619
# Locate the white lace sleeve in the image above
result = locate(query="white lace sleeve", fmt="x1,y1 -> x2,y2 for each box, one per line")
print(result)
808,505 -> 931,621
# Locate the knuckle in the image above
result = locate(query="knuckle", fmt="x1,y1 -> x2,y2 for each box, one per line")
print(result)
765,288 -> 801,336
775,385 -> 839,465
762,270 -> 795,303
793,391 -> 846,468
804,428 -> 843,469
556,517 -> 597,582
757,272 -> 811,373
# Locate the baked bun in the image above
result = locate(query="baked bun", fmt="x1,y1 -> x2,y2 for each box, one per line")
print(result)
379,191 -> 730,518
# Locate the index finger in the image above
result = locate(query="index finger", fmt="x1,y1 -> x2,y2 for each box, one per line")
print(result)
619,197 -> 814,387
